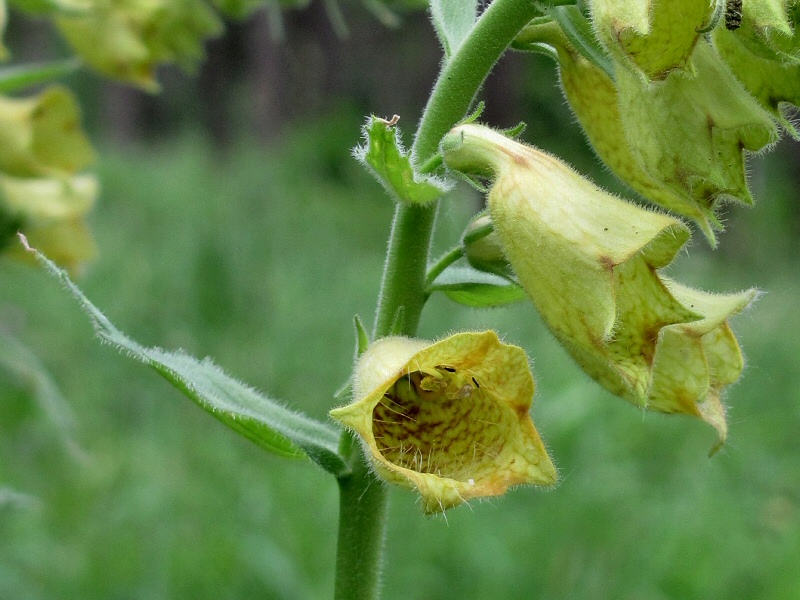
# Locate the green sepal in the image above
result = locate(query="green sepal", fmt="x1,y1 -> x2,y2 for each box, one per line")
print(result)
353,115 -> 450,205
549,5 -> 614,80
461,100 -> 485,125
388,305 -> 406,336
428,264 -> 526,307
25,237 -> 349,477
354,314 -> 370,356
0,58 -> 82,94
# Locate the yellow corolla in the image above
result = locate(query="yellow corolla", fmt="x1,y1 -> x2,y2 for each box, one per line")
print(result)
330,331 -> 557,513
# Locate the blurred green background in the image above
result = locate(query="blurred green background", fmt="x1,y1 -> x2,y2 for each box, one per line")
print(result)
2,5 -> 800,599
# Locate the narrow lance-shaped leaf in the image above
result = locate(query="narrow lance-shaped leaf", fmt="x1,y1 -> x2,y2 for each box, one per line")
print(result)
352,115 -> 450,205
23,236 -> 348,477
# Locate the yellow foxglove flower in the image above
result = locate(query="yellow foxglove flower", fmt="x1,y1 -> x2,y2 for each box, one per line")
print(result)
0,173 -> 98,272
0,0 -> 8,60
0,87 -> 95,179
515,20 -> 720,241
57,0 -> 222,90
714,25 -> 800,138
589,0 -> 714,79
728,0 -> 798,61
330,331 -> 556,513
441,124 -> 754,443
614,40 -> 777,237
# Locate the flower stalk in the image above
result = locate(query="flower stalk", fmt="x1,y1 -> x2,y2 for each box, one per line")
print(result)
335,0 -> 543,596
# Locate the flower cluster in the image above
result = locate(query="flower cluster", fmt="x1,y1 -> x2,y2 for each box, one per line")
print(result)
517,0 -> 799,243
56,0 -> 223,91
0,87 -> 97,273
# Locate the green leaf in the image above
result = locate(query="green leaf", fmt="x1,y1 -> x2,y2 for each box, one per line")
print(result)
0,58 -> 83,94
430,0 -> 478,58
550,5 -> 615,80
353,115 -> 450,205
24,237 -> 349,477
428,264 -> 527,307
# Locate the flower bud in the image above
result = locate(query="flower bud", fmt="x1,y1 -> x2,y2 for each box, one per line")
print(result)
441,124 -> 754,443
330,331 -> 556,513
0,87 -> 95,179
462,213 -> 508,275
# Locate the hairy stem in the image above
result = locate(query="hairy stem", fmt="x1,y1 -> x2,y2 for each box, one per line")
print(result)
333,431 -> 388,600
336,1 -> 541,597
373,0 -> 542,338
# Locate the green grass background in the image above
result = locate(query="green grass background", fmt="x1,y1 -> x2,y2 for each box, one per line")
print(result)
1,108 -> 799,599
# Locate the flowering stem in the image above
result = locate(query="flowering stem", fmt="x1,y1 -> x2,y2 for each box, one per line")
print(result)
335,0 -> 541,597
333,432 -> 388,600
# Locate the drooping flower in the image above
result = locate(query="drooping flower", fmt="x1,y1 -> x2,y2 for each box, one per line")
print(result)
330,331 -> 556,513
519,9 -> 780,243
441,123 -> 755,444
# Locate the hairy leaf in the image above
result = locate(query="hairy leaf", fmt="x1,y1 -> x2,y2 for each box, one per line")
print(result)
24,237 -> 348,476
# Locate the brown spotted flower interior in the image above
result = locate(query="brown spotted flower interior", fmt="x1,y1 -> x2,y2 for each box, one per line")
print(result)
372,366 -> 514,484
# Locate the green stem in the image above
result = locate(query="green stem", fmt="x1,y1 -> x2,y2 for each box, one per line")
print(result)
333,431 -> 387,600
373,0 -> 543,338
336,1 -> 541,598
425,246 -> 465,288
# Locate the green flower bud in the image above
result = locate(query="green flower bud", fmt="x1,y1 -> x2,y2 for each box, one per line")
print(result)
462,213 -> 508,275
441,124 -> 754,443
57,0 -> 222,90
589,0 -> 714,79
330,331 -> 556,513
0,87 -> 95,179
0,173 -> 98,272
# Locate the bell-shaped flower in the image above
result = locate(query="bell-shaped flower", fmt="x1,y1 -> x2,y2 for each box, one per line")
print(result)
0,87 -> 95,179
614,40 -> 776,242
329,331 -> 556,513
0,173 -> 98,272
441,124 -> 754,444
515,20 -> 721,241
589,0 -> 714,79
56,0 -> 222,90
